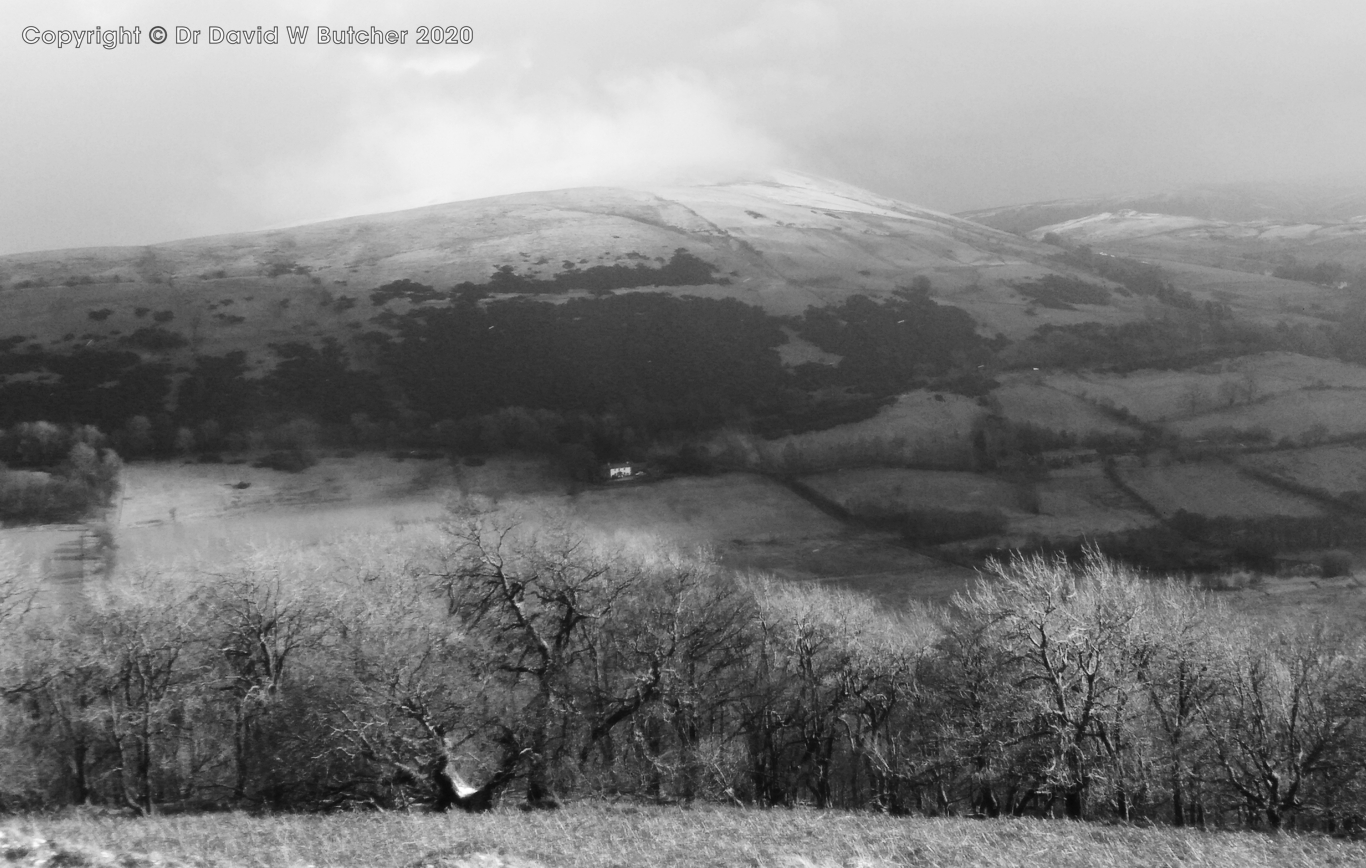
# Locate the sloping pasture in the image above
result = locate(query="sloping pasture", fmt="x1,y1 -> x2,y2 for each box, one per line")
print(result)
1115,461 -> 1323,518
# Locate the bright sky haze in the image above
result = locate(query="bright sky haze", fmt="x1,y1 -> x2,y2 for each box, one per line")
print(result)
4,0 -> 1366,254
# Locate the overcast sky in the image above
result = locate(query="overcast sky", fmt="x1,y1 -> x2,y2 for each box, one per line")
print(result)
4,0 -> 1366,255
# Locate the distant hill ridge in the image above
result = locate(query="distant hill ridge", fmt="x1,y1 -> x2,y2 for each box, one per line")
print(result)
0,171 -> 1057,316
0,171 -> 1359,462
960,181 -> 1366,235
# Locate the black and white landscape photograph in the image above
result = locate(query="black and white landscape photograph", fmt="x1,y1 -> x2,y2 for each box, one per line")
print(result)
4,2 -> 1366,866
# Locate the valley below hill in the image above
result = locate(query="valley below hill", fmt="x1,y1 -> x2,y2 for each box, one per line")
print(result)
4,174 -> 1366,612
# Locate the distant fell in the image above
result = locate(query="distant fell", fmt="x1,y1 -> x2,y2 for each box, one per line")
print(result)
0,172 -> 1061,317
961,181 -> 1366,236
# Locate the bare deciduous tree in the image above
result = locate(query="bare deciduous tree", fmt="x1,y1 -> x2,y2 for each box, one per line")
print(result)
430,499 -> 637,809
1204,622 -> 1366,830
953,550 -> 1142,819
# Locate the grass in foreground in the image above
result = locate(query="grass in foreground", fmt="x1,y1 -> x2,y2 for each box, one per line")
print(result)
5,803 -> 1365,868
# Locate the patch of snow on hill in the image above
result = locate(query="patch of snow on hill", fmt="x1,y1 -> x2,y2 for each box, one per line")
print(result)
1029,210 -> 1219,243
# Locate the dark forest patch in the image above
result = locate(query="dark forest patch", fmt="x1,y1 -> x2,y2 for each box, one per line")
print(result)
791,289 -> 997,394
373,293 -> 792,433
462,248 -> 728,296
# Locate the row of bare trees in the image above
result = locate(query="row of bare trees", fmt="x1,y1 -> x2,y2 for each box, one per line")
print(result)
1,503 -> 1364,832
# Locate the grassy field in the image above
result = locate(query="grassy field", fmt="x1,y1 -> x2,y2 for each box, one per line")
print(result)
116,459 -> 847,551
8,456 -> 977,610
801,465 -> 1155,545
1169,389 -> 1366,442
802,468 -> 1024,514
1115,461 -> 1324,518
564,474 -> 977,605
1013,465 -> 1156,538
115,462 -> 862,579
753,390 -> 984,469
111,454 -> 465,571
1044,353 -> 1366,423
991,380 -> 1141,436
117,454 -> 460,523
1223,572 -> 1366,624
1240,443 -> 1366,497
1047,367 -> 1232,423
724,535 -> 974,606
1129,258 -> 1349,326
0,524 -> 84,570
3,804 -> 1362,868
566,475 -> 844,545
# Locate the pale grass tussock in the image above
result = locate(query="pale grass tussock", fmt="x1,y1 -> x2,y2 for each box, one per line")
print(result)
5,805 -> 1364,868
